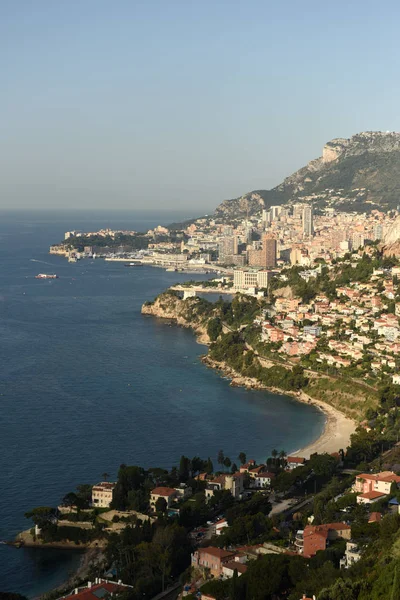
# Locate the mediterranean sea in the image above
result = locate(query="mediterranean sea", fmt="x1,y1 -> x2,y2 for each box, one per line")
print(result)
0,210 -> 325,597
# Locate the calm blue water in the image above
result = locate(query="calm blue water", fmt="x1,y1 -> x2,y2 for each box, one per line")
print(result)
0,210 -> 325,597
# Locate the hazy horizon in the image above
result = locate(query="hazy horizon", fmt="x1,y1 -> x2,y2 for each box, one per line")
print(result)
2,0 -> 400,211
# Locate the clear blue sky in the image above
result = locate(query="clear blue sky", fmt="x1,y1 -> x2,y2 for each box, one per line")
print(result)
1,0 -> 400,211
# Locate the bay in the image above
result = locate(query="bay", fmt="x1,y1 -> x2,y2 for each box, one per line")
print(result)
0,210 -> 325,597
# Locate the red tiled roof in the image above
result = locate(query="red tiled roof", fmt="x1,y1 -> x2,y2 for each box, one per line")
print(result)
249,465 -> 266,475
360,490 -> 387,500
92,482 -> 115,491
357,471 -> 400,483
326,522 -> 351,530
223,561 -> 248,574
151,487 -> 176,497
287,456 -> 306,464
369,512 -> 382,523
199,547 -> 235,559
62,582 -> 127,600
256,471 -> 275,479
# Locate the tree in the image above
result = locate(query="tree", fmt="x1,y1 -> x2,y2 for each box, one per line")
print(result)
61,492 -> 79,509
75,484 -> 93,509
231,462 -> 238,474
391,564 -> 400,600
205,457 -> 214,474
155,497 -> 167,514
318,578 -> 363,600
207,317 -> 223,342
308,453 -> 337,478
271,449 -> 278,466
102,472 -> 110,482
217,450 -> 225,469
223,457 -> 232,471
238,452 -> 247,465
179,455 -> 191,482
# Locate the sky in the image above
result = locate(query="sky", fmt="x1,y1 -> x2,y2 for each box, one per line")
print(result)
1,0 -> 400,211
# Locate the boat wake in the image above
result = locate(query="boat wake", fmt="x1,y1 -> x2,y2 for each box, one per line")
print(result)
30,259 -> 54,266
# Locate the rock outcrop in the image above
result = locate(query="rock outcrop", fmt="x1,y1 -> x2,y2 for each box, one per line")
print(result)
141,293 -> 210,344
383,215 -> 400,256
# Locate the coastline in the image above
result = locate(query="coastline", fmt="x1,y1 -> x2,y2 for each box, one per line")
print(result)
142,295 -> 358,460
290,391 -> 356,459
201,355 -> 356,459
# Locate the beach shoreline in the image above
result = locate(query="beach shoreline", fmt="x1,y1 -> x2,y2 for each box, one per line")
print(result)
201,355 -> 357,460
289,391 -> 356,459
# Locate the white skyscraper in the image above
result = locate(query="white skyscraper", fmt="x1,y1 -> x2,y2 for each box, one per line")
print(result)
302,205 -> 314,237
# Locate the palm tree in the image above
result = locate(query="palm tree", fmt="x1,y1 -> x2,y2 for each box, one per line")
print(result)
279,450 -> 287,468
271,449 -> 278,466
102,472 -> 110,482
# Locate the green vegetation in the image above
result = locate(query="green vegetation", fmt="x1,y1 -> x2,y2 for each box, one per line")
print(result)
64,232 -> 150,252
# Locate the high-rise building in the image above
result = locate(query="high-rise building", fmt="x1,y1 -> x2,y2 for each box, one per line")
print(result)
247,235 -> 276,268
352,232 -> 365,250
270,206 -> 282,220
293,203 -> 305,219
263,234 -> 277,268
302,205 -> 314,237
373,224 -> 383,241
218,235 -> 239,262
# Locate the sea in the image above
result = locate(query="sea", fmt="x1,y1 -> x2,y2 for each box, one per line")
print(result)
0,210 -> 325,597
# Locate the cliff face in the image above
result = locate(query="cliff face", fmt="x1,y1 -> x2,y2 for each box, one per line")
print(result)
383,215 -> 400,256
214,131 -> 400,219
141,293 -> 210,344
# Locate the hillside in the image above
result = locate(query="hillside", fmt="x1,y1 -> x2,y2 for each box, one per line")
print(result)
215,131 -> 400,219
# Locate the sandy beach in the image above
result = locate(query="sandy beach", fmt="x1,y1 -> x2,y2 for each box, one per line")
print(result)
291,391 -> 357,459
199,355 -> 358,460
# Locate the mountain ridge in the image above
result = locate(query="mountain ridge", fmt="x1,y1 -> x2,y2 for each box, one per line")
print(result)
215,131 -> 400,219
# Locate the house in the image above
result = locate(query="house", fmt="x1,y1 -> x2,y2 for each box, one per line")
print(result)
205,473 -> 245,501
368,512 -> 382,523
91,482 -> 116,508
297,523 -> 351,558
251,471 -> 275,489
215,518 -> 229,535
174,483 -> 192,500
57,578 -> 132,600
357,490 -> 388,504
239,459 -> 256,473
339,540 -> 362,569
353,471 -> 400,499
191,547 -> 235,578
222,560 -> 248,578
150,487 -> 178,510
286,456 -> 306,470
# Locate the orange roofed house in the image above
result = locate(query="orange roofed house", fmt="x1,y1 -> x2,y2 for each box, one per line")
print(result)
58,578 -> 132,600
150,487 -> 178,510
286,456 -> 306,470
296,523 -> 351,558
353,471 -> 400,504
191,547 -> 235,578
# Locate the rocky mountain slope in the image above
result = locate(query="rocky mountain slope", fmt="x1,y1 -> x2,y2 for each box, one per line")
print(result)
215,131 -> 400,219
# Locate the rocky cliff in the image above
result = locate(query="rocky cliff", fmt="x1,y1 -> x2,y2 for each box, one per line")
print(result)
383,215 -> 400,256
214,131 -> 400,219
141,292 -> 210,344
